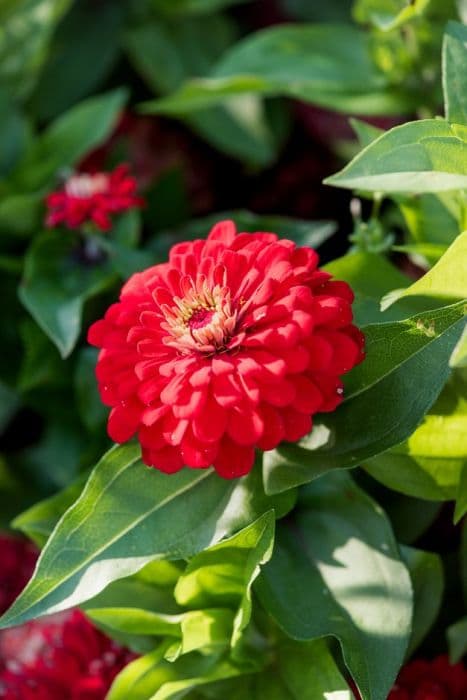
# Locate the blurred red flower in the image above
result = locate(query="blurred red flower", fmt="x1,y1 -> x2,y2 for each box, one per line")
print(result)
89,220 -> 364,478
0,534 -> 135,699
0,610 -> 135,699
0,535 -> 37,617
45,164 -> 144,232
388,656 -> 467,700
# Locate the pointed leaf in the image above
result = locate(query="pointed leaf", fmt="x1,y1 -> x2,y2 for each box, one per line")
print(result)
256,472 -> 412,700
325,119 -> 467,193
264,301 -> 466,494
0,444 -> 294,629
19,232 -> 116,357
140,24 -> 412,117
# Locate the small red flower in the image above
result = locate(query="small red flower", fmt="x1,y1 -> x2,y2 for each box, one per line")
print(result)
0,610 -> 135,699
88,220 -> 364,478
45,164 -> 144,232
388,656 -> 467,700
0,534 -> 37,616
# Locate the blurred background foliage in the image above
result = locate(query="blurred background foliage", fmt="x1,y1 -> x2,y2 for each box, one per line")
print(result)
0,0 -> 465,515
0,0 -> 466,692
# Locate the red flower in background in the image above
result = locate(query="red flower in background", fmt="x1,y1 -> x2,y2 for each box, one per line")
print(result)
0,534 -> 135,700
45,164 -> 143,232
0,610 -> 135,699
0,535 -> 37,617
388,656 -> 467,700
89,220 -> 364,478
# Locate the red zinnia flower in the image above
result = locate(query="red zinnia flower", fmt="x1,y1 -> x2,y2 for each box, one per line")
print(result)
45,164 -> 144,232
88,220 -> 364,478
0,610 -> 135,699
387,656 -> 467,700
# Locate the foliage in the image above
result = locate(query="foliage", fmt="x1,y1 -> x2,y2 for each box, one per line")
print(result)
0,1 -> 466,698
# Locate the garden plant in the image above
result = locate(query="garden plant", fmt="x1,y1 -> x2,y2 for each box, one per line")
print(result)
0,0 -> 466,698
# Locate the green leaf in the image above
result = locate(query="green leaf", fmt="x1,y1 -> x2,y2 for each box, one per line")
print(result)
108,647 -> 253,700
0,380 -> 18,433
13,88 -> 127,190
324,251 -> 410,325
397,192 -> 461,250
87,606 -> 233,652
401,545 -> 444,655
448,616 -> 467,662
264,301 -> 466,494
30,1 -> 124,121
455,462 -> 467,522
74,347 -> 108,432
0,88 -> 29,176
350,117 -> 384,148
151,0 -> 250,15
353,0 -> 431,31
18,319 -> 66,392
381,230 -> 467,309
140,24 -> 412,117
233,638 -> 352,699
257,472 -> 412,700
19,232 -> 116,357
0,192 -> 42,238
0,443 -> 295,629
12,473 -> 87,548
365,370 -> 467,504
0,0 -> 73,100
450,323 -> 467,367
443,21 -> 467,125
174,511 -> 275,646
325,119 -> 467,193
125,17 -> 279,166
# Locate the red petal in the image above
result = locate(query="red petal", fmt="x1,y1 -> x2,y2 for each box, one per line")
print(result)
214,438 -> 255,478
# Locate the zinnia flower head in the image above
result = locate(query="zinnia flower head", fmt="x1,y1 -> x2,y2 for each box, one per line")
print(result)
45,164 -> 144,232
88,220 -> 364,478
388,655 -> 467,700
0,610 -> 135,699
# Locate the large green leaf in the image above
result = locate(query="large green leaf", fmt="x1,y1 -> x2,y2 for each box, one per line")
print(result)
19,232 -> 117,357
256,472 -> 412,700
365,371 -> 467,504
0,444 -> 294,629
401,545 -> 444,655
325,119 -> 467,193
264,301 -> 466,494
443,21 -> 467,125
13,88 -> 126,190
141,24 -> 413,117
232,638 -> 353,699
